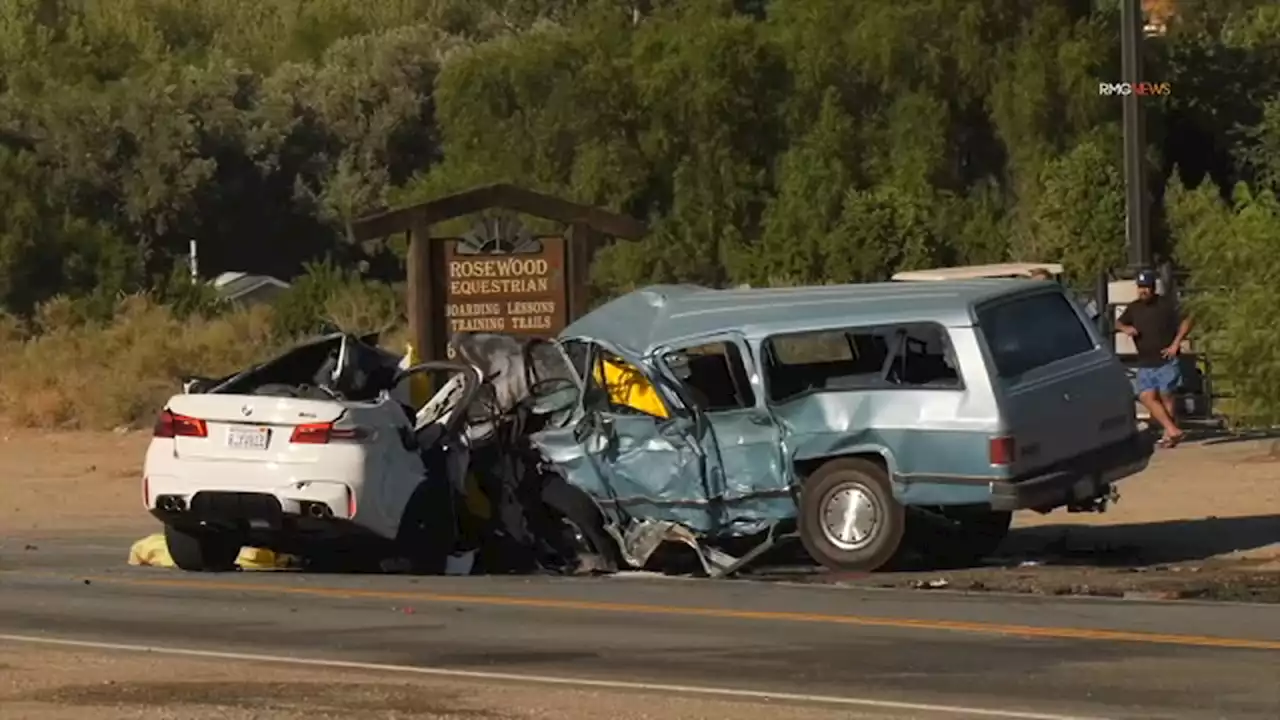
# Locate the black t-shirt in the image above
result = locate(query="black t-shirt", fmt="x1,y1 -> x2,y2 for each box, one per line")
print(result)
1118,294 -> 1181,367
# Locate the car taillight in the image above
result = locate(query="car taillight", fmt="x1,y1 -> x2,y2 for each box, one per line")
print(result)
346,486 -> 357,518
989,436 -> 1016,466
289,422 -> 369,444
153,410 -> 207,438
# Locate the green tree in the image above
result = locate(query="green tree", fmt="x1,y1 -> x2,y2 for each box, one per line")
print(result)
1170,176 -> 1280,427
0,146 -> 144,316
821,185 -> 947,283
1022,134 -> 1127,283
749,88 -> 857,286
1235,96 -> 1280,192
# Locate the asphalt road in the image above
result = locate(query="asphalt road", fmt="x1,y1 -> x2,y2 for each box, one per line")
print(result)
2,535 -> 1279,719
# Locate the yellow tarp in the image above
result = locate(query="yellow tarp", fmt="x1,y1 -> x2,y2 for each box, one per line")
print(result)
595,356 -> 669,418
127,533 -> 298,570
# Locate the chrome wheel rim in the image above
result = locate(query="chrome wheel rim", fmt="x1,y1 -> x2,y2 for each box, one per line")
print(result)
819,482 -> 880,551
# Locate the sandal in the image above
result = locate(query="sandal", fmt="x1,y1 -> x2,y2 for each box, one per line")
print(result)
1158,432 -> 1185,448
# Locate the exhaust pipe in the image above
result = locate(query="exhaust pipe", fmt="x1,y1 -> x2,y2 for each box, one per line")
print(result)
304,502 -> 333,519
158,495 -> 185,512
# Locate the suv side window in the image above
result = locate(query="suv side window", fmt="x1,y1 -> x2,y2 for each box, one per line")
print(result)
665,342 -> 756,412
978,291 -> 1094,379
763,323 -> 960,403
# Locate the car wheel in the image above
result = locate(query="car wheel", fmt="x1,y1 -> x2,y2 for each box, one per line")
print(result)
799,458 -> 905,572
394,479 -> 457,574
164,524 -> 242,572
540,475 -> 619,572
911,506 -> 1012,569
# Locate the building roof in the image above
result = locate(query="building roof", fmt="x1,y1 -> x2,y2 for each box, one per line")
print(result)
562,280 -> 1047,358
212,272 -> 290,300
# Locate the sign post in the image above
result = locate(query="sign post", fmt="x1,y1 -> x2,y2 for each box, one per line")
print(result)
351,184 -> 647,362
1121,0 -> 1150,271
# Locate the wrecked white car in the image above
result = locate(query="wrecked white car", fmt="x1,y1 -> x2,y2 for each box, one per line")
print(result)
144,332 -> 472,571
145,331 -> 610,574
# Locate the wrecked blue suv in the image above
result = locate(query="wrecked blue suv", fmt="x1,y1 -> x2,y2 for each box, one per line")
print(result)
517,281 -> 1154,574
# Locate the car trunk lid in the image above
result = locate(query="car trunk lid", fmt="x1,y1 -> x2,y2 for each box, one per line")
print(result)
161,395 -> 349,463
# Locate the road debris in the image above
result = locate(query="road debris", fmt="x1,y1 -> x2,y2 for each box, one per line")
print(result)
912,578 -> 951,590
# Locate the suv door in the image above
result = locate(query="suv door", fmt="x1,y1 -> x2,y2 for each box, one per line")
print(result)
976,289 -> 1135,475
656,334 -> 785,536
535,340 -> 712,532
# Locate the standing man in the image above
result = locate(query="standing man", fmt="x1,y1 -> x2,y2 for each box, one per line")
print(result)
1115,269 -> 1192,447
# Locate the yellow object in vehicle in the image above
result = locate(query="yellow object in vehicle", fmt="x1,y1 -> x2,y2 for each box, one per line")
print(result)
463,472 -> 492,520
400,342 -> 432,409
127,533 -> 298,570
594,356 -> 668,418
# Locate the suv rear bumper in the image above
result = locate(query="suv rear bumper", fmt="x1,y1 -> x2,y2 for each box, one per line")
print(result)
990,433 -> 1155,512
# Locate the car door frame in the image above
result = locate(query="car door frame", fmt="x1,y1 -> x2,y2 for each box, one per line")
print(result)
652,331 -> 788,536
531,335 -> 711,530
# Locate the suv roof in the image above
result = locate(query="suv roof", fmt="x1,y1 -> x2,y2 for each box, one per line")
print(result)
563,281 -> 1049,358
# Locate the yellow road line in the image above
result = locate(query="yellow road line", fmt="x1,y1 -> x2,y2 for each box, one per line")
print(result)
83,575 -> 1280,651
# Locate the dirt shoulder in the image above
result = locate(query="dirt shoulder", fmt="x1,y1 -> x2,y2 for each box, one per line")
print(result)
1009,434 -> 1280,564
0,426 -> 153,536
0,644 -> 878,720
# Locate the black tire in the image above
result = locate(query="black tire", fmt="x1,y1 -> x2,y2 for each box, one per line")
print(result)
799,458 -> 905,572
164,524 -> 242,572
540,475 -> 620,572
395,479 -> 457,574
909,506 -> 1012,569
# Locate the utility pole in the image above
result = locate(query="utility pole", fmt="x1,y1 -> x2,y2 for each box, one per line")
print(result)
1121,0 -> 1150,272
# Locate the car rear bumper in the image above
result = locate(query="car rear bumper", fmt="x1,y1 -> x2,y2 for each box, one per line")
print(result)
990,433 -> 1155,512
143,439 -> 401,539
149,491 -> 382,549
144,474 -> 393,541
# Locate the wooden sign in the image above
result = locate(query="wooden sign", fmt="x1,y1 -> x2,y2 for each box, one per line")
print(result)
441,235 -> 567,359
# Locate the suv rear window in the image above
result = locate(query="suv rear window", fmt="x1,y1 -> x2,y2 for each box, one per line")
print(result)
979,291 -> 1094,378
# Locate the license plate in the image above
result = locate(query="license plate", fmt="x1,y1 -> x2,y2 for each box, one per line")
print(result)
227,426 -> 270,450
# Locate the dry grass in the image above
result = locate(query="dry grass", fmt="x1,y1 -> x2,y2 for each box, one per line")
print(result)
0,296 -> 282,429
0,293 -> 409,431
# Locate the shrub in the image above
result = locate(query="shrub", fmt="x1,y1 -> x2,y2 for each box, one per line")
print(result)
1171,177 -> 1280,428
322,278 -> 405,337
0,276 -> 413,430
0,294 -> 283,429
270,258 -> 405,338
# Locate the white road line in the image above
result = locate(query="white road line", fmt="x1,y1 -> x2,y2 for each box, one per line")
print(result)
0,632 -> 1107,720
